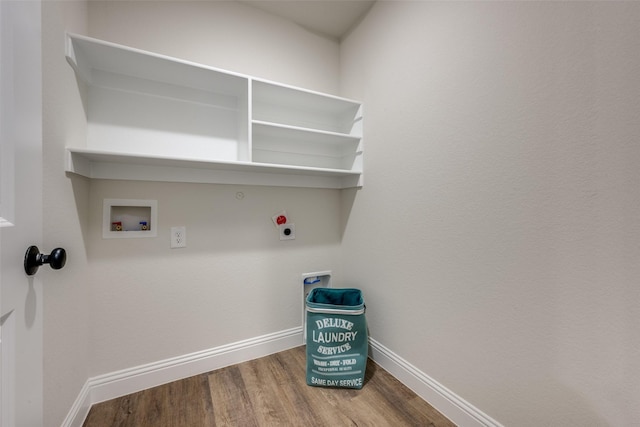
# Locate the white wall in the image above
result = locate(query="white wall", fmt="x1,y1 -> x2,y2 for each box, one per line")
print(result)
82,0 -> 343,376
86,182 -> 343,375
42,2 -> 89,426
340,2 -> 640,425
87,0 -> 340,94
43,1 -> 344,425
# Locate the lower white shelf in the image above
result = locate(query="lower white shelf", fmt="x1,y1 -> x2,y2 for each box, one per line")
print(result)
66,148 -> 363,189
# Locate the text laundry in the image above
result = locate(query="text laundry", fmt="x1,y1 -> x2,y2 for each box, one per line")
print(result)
312,330 -> 358,344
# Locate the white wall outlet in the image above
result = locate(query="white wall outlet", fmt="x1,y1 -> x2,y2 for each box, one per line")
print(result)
279,223 -> 295,240
170,226 -> 187,248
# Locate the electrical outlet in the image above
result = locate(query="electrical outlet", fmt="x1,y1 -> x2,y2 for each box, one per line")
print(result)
171,226 -> 186,248
272,210 -> 288,227
279,223 -> 295,241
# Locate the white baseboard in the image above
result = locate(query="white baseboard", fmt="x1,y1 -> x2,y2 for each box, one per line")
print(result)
62,329 -> 500,427
61,327 -> 303,427
368,338 -> 503,427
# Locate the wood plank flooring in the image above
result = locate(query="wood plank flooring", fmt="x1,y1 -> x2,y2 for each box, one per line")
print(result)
83,346 -> 456,426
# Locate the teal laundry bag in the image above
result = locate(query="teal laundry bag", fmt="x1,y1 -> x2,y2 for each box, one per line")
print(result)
306,288 -> 367,389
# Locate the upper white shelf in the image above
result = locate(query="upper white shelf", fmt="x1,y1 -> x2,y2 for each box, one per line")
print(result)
64,33 -> 363,189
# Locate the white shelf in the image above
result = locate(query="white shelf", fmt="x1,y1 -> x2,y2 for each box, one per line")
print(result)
252,121 -> 362,171
252,79 -> 362,135
66,32 -> 248,98
64,33 -> 363,189
66,148 -> 362,189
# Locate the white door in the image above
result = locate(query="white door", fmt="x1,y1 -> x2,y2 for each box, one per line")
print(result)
0,1 -> 43,426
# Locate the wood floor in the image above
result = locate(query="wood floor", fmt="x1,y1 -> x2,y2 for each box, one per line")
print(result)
83,346 -> 456,426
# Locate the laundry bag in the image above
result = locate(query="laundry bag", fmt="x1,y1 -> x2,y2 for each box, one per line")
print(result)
306,288 -> 367,389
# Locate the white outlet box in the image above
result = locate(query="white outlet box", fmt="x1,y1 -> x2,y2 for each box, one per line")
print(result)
103,199 -> 157,239
279,223 -> 295,240
171,226 -> 187,248
302,271 -> 331,344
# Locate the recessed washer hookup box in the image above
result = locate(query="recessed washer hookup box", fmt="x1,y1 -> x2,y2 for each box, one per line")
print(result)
305,288 -> 367,389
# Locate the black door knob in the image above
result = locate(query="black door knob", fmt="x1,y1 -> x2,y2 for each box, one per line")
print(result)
24,246 -> 67,276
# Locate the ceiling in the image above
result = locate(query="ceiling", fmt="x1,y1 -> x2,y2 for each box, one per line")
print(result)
238,0 -> 376,40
